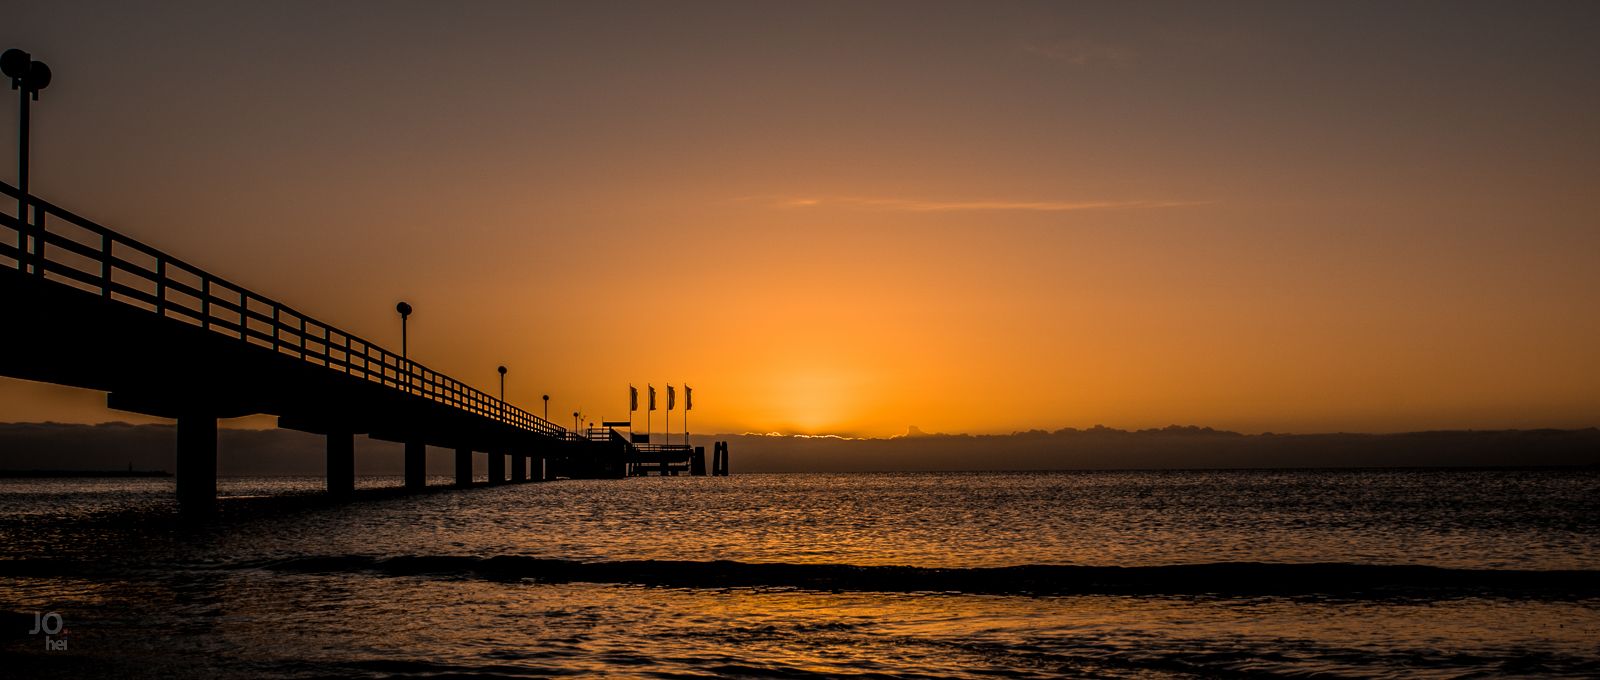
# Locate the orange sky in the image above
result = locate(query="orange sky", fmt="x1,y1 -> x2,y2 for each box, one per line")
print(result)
2,2 -> 1596,437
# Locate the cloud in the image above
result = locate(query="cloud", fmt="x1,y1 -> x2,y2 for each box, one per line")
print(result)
760,197 -> 1210,212
864,199 -> 1132,211
1022,39 -> 1139,67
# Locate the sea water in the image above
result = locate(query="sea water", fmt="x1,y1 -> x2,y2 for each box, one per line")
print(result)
1,468 -> 1596,678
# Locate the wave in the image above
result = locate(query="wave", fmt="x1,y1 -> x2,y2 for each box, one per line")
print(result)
245,556 -> 1600,599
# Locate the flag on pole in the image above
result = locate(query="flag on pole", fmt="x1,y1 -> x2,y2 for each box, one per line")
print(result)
668,385 -> 675,410
630,385 -> 638,412
685,385 -> 692,410
648,384 -> 656,411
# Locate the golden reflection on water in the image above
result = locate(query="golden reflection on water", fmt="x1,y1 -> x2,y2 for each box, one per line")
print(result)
7,573 -> 1595,679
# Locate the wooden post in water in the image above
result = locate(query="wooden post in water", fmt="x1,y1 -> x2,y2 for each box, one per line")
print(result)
404,441 -> 426,489
326,432 -> 355,495
691,446 -> 706,476
454,447 -> 472,487
714,441 -> 730,476
176,414 -> 218,507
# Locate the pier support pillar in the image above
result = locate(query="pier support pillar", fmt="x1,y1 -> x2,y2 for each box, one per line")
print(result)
691,446 -> 706,476
455,447 -> 473,487
489,451 -> 505,484
326,432 -> 355,495
404,441 -> 426,489
176,414 -> 218,508
510,454 -> 526,482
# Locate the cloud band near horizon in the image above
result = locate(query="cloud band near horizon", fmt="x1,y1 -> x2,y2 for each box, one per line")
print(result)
763,197 -> 1211,211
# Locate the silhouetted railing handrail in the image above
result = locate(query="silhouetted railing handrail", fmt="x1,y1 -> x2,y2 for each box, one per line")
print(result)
632,443 -> 694,453
581,427 -> 632,444
0,182 -> 567,438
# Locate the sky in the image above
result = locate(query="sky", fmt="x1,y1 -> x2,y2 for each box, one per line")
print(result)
1,1 -> 1596,438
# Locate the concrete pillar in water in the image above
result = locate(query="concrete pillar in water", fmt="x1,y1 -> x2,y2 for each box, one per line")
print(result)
489,451 -> 505,484
326,431 -> 355,495
455,447 -> 473,487
404,441 -> 426,489
510,454 -> 526,482
176,414 -> 218,507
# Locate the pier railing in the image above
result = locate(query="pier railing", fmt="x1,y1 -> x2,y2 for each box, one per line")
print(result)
632,443 -> 695,453
582,427 -> 631,443
0,182 -> 566,437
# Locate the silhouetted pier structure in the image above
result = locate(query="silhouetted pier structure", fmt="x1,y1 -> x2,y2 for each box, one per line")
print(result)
0,179 -> 728,506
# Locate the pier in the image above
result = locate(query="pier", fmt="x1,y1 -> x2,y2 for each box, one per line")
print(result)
0,179 -> 728,505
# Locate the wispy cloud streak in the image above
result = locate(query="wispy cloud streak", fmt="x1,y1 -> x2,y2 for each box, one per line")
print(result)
758,197 -> 1209,212
1021,39 -> 1139,67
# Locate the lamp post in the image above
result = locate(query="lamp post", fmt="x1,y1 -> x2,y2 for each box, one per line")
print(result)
3,49 -> 52,240
395,302 -> 412,359
498,366 -> 506,401
542,394 -> 549,421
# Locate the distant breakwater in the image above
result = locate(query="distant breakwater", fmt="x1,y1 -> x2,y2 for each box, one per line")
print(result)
0,421 -> 1594,474
0,469 -> 170,478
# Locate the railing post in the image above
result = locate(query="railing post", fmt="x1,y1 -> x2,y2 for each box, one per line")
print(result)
30,205 -> 44,277
272,306 -> 283,353
99,234 -> 111,297
156,258 -> 166,315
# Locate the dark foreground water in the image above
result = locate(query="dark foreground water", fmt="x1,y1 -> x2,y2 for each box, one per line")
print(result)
2,468 -> 1597,678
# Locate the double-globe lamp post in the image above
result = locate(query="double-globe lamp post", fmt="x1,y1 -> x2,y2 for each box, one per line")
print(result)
4,49 -> 52,226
